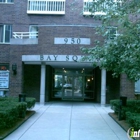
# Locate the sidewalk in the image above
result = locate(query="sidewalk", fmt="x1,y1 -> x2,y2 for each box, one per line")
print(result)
4,102 -> 128,140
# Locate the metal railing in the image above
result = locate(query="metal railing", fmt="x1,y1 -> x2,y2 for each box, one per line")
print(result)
83,0 -> 122,15
13,32 -> 38,39
27,0 -> 65,14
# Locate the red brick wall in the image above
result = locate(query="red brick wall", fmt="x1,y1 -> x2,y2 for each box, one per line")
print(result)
120,74 -> 135,99
0,0 -> 135,100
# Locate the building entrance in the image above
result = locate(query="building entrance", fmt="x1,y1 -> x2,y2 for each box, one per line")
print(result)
53,68 -> 95,101
62,75 -> 84,100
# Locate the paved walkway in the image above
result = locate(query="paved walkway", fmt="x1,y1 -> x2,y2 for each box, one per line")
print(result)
4,102 -> 128,140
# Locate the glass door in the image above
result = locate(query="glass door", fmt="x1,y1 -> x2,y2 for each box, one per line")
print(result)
63,75 -> 73,98
73,76 -> 83,98
62,75 -> 84,100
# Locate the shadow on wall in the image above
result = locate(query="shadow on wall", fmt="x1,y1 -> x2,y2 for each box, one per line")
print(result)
23,65 -> 41,102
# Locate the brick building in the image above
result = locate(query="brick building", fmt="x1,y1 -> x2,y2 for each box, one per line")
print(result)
0,0 -> 135,105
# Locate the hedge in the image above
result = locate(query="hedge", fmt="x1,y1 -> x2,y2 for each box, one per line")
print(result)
0,97 -> 36,109
126,112 -> 140,130
0,97 -> 36,129
110,99 -> 140,130
110,99 -> 140,115
26,97 -> 36,109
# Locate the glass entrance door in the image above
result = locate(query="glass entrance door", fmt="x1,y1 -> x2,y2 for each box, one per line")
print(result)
62,75 -> 84,100
63,75 -> 73,98
73,76 -> 83,98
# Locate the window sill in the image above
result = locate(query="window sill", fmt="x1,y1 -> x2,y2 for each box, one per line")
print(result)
0,2 -> 14,4
0,42 -> 10,44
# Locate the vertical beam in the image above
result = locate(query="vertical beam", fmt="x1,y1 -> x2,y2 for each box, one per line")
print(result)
40,64 -> 46,104
101,69 -> 106,106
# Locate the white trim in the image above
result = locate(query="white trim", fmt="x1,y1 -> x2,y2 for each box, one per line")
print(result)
27,0 -> 65,15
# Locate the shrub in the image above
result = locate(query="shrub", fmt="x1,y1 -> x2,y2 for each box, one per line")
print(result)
110,99 -> 140,113
0,97 -> 7,101
26,97 -> 36,109
110,99 -> 140,130
0,101 -> 19,129
126,112 -> 140,130
0,96 -> 36,128
17,102 -> 27,118
110,99 -> 120,113
0,97 -> 36,109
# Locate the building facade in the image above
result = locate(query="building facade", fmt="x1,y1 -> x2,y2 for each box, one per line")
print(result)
0,0 -> 135,105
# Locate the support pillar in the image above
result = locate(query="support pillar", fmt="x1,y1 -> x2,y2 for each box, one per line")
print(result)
40,64 -> 46,104
101,69 -> 106,106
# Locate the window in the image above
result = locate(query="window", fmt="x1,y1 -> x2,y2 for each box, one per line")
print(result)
0,0 -> 13,3
83,0 -> 122,15
29,25 -> 38,38
107,27 -> 118,40
0,24 -> 12,43
135,80 -> 140,94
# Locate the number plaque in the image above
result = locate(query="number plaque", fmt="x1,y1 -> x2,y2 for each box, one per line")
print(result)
54,38 -> 90,45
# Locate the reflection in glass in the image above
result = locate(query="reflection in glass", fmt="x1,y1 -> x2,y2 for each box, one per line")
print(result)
73,76 -> 83,97
53,69 -> 95,100
63,76 -> 73,97
54,75 -> 63,97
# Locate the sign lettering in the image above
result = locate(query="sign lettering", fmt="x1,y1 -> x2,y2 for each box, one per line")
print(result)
0,71 -> 9,89
39,55 -> 82,62
40,55 -> 44,61
72,55 -> 78,61
54,55 -> 58,61
54,38 -> 90,45
66,55 -> 69,61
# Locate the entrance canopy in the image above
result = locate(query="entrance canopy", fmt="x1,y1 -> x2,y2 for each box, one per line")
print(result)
22,55 -> 94,69
22,55 -> 107,105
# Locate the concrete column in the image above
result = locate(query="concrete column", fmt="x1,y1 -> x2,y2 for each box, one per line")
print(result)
40,64 -> 46,104
101,69 -> 106,106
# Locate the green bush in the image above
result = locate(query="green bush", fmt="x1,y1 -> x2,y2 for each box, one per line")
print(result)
26,97 -> 36,109
17,102 -> 27,118
0,96 -> 36,128
0,101 -> 19,129
0,97 -> 7,101
126,112 -> 140,130
110,99 -> 120,113
110,99 -> 140,130
110,99 -> 140,114
0,97 -> 36,109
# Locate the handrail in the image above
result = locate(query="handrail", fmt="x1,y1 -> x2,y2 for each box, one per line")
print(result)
83,0 -> 122,15
27,0 -> 65,14
13,32 -> 38,39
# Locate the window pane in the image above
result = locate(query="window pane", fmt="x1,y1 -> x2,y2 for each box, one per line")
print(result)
5,25 -> 12,43
0,0 -> 5,2
29,25 -> 38,38
0,0 -> 13,2
0,25 -> 12,43
0,25 -> 4,42
135,80 -> 140,94
7,0 -> 13,2
54,75 -> 63,89
107,27 -> 117,39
